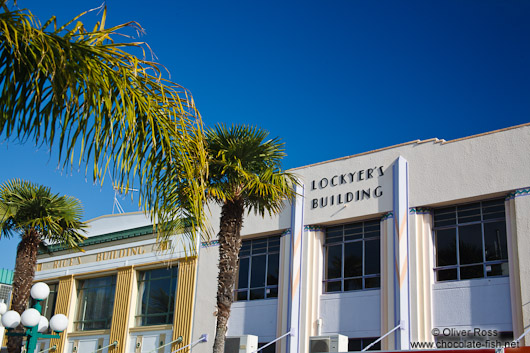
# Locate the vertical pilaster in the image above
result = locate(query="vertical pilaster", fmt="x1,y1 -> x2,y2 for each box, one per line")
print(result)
391,156 -> 411,349
288,182 -> 304,353
505,189 -> 530,346
50,275 -> 74,353
173,258 -> 198,351
109,266 -> 134,353
408,209 -> 434,343
380,213 -> 395,350
299,226 -> 324,353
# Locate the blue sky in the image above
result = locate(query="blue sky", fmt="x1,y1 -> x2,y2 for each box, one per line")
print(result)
0,0 -> 529,270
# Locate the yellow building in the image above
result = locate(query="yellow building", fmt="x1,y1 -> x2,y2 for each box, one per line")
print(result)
31,212 -> 198,353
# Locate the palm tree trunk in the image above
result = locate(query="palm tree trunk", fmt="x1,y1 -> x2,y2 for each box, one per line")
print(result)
212,199 -> 245,353
7,229 -> 41,353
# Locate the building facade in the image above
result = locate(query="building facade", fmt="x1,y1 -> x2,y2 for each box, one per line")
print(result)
3,123 -> 530,353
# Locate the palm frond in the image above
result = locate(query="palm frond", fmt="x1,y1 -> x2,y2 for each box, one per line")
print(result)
205,123 -> 299,215
0,6 -> 208,241
0,178 -> 87,250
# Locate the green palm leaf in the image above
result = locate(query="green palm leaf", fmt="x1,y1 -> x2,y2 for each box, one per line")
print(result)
0,4 -> 208,243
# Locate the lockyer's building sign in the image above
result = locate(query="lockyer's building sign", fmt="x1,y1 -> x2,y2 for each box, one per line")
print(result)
309,165 -> 386,209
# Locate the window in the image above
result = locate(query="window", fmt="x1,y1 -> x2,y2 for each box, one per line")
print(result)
30,283 -> 57,320
75,276 -> 116,331
257,342 -> 276,353
235,236 -> 280,301
348,337 -> 381,351
434,199 -> 508,282
136,267 -> 179,326
324,220 -> 380,292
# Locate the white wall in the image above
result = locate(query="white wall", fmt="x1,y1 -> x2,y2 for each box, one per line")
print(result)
66,335 -> 111,353
432,277 -> 512,331
128,329 -> 173,353
190,245 -> 219,353
320,290 -> 381,338
227,299 -> 279,342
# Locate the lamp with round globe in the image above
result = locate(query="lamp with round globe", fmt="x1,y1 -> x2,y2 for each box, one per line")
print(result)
2,282 -> 68,353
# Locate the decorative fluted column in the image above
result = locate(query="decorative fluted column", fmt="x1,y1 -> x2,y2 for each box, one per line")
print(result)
172,258 -> 198,351
505,189 -> 530,346
49,275 -> 74,353
408,208 -> 434,344
298,225 -> 325,353
109,266 -> 134,353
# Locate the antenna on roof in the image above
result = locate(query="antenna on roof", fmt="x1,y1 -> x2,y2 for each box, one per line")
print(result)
108,170 -> 139,214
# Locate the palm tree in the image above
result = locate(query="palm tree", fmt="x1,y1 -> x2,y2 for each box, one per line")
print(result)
0,179 -> 87,353
0,2 -> 208,243
206,124 -> 298,353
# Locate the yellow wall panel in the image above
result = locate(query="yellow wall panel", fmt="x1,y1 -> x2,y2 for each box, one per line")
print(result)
50,275 -> 74,353
109,267 -> 134,353
172,258 -> 197,351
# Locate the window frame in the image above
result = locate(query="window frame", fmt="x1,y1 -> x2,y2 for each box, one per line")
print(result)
234,235 -> 281,301
135,266 -> 179,326
74,275 -> 117,331
433,198 -> 509,282
323,219 -> 381,293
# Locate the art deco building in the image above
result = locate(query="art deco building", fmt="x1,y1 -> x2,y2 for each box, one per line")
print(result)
7,123 -> 530,353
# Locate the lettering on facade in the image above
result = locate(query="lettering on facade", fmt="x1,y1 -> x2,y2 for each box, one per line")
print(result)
310,165 -> 386,209
37,242 -> 168,272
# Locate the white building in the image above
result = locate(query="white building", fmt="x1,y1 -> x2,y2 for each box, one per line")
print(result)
13,123 -> 530,353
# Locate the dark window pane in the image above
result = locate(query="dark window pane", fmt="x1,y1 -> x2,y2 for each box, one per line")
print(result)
250,288 -> 265,300
326,226 -> 343,244
344,242 -> 362,278
76,276 -> 116,330
365,276 -> 380,289
326,281 -> 341,292
258,342 -> 276,353
252,239 -> 268,255
434,207 -> 456,227
437,268 -> 457,282
145,315 -> 167,326
344,224 -> 363,241
236,291 -> 248,301
457,203 -> 481,224
344,278 -> 362,291
348,339 -> 362,352
365,239 -> 380,275
146,279 -> 171,314
498,332 -> 514,341
486,263 -> 509,277
461,265 -> 484,279
326,245 -> 342,279
240,242 -> 251,256
482,200 -> 505,220
250,255 -> 266,288
364,338 -> 381,351
236,236 -> 282,302
238,258 -> 249,289
267,254 -> 279,286
459,224 -> 483,265
484,221 -> 508,261
266,287 -> 278,298
436,228 -> 457,266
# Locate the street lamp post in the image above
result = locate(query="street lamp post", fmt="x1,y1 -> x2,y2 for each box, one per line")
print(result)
0,283 -> 68,353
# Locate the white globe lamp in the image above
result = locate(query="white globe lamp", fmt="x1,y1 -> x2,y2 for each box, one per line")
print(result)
0,301 -> 7,315
20,308 -> 41,327
37,316 -> 49,333
1,310 -> 21,329
49,314 -> 68,332
30,283 -> 50,301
